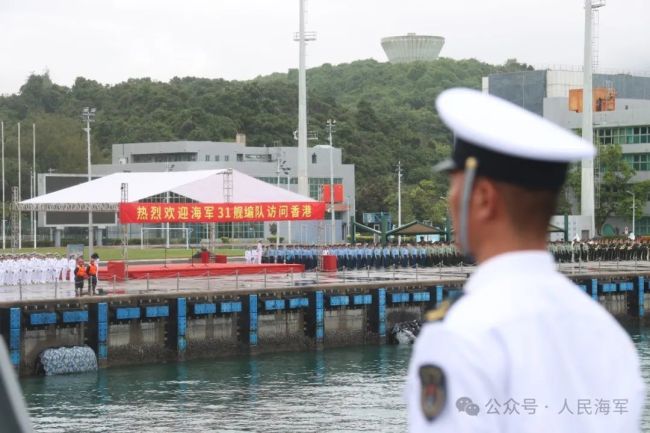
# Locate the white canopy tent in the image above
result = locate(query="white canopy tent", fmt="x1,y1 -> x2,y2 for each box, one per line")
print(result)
19,169 -> 316,212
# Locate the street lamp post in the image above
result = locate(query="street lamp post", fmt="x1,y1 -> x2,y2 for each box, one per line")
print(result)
275,152 -> 291,246
32,124 -> 36,249
17,122 -> 21,249
165,163 -> 175,249
286,170 -> 291,244
627,191 -> 636,236
1,121 -> 4,250
326,119 -> 336,245
275,150 -> 284,251
82,107 -> 96,258
397,161 -> 403,245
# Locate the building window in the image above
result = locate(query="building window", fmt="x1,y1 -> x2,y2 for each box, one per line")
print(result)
216,222 -> 264,239
205,155 -> 210,162
224,155 -> 229,162
237,154 -> 243,162
637,217 -> 650,235
596,126 -> 650,146
132,152 -> 197,163
215,155 -> 220,161
257,176 -> 297,186
623,153 -> 650,171
312,153 -> 317,164
309,177 -> 343,200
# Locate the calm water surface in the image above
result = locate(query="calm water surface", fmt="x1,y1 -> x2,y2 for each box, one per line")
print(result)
20,327 -> 650,432
22,345 -> 410,432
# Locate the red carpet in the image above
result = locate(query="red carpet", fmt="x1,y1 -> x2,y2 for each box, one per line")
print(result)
100,262 -> 304,281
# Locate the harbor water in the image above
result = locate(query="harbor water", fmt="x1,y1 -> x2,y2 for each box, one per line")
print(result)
21,326 -> 650,432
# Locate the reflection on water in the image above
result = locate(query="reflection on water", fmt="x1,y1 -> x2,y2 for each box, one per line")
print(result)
628,325 -> 650,430
20,326 -> 650,433
22,345 -> 411,433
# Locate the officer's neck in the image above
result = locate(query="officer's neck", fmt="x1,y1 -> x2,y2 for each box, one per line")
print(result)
473,232 -> 547,264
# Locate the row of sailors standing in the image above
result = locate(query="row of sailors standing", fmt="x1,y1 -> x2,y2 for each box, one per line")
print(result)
253,240 -> 650,271
0,253 -> 100,286
549,240 -> 650,263
260,243 -> 464,270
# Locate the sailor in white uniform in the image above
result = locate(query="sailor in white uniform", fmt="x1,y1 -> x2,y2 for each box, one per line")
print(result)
56,255 -> 68,282
67,255 -> 76,283
6,256 -> 15,286
406,88 -> 644,433
46,255 -> 53,283
0,256 -> 5,286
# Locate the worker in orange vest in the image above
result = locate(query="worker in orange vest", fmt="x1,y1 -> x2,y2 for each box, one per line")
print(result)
73,257 -> 87,297
86,258 -> 98,296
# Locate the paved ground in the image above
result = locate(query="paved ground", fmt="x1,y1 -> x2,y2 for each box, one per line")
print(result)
2,260 -> 650,303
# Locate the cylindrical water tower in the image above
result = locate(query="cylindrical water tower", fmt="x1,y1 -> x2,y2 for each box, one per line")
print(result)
381,33 -> 445,64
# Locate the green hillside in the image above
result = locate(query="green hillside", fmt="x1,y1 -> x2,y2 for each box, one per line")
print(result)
0,58 -> 533,224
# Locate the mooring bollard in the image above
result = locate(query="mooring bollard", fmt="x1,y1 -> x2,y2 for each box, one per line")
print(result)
235,270 -> 239,290
177,273 -> 180,292
207,271 -> 211,291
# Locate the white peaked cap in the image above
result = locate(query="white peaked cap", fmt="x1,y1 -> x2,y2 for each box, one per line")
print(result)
436,88 -> 596,162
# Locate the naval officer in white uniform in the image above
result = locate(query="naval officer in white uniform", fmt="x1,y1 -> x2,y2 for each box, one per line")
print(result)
406,88 -> 644,432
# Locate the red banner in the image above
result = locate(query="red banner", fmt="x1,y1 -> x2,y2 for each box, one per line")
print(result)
119,202 -> 326,223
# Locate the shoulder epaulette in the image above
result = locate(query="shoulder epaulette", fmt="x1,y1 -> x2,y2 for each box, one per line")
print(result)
424,291 -> 465,322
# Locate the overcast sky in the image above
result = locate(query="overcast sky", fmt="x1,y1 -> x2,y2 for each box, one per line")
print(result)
1,0 -> 648,95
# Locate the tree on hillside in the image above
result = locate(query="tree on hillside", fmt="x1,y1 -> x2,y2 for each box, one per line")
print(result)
33,113 -> 97,172
0,58 -> 534,216
595,144 -> 637,232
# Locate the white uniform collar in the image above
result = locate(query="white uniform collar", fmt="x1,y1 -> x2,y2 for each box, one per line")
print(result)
465,250 -> 556,295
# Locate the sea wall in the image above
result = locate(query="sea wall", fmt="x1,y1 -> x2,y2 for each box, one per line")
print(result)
0,273 -> 646,377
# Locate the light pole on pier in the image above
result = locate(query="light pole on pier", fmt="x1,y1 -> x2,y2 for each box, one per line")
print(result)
397,161 -> 403,245
326,119 -> 336,245
32,124 -> 36,249
1,121 -> 4,250
82,107 -> 96,258
627,191 -> 636,237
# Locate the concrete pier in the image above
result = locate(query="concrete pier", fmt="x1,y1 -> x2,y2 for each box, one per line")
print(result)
1,269 -> 649,377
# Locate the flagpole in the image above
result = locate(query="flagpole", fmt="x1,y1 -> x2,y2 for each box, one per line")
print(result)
17,122 -> 21,250
32,123 -> 36,249
1,121 -> 4,250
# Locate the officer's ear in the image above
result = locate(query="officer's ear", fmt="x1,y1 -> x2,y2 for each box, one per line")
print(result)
471,177 -> 500,223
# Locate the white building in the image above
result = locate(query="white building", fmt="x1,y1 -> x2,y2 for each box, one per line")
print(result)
39,137 -> 355,245
483,69 -> 650,237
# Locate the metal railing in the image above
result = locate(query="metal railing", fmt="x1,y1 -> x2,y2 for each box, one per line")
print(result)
2,258 -> 650,303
